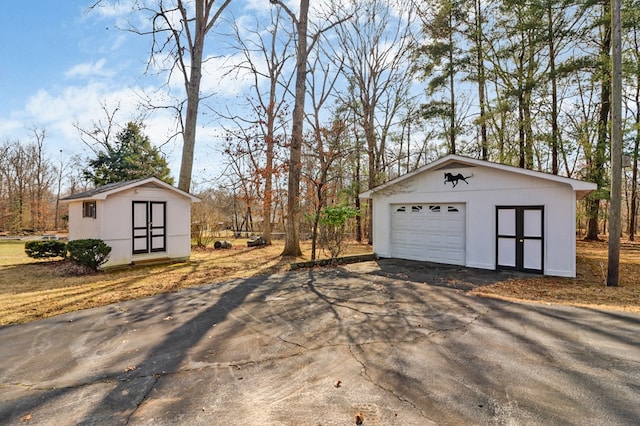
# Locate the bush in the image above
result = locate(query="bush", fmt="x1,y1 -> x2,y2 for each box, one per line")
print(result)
319,204 -> 360,258
25,240 -> 67,259
66,239 -> 112,271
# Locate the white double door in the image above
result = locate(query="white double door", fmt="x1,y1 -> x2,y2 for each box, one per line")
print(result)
496,206 -> 544,273
132,201 -> 166,254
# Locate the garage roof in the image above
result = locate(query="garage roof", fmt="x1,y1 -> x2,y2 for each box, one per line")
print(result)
359,154 -> 597,200
60,177 -> 201,202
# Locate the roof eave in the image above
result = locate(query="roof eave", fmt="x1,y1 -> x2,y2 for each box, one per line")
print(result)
60,177 -> 201,202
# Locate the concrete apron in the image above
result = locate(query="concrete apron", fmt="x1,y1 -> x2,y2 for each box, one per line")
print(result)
1,260 -> 639,425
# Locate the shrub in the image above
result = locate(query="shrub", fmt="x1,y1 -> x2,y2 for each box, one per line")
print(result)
319,204 -> 360,258
24,240 -> 67,259
66,239 -> 112,271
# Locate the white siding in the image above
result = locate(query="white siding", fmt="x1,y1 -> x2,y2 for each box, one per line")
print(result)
67,201 -> 102,240
66,183 -> 194,269
370,166 -> 578,277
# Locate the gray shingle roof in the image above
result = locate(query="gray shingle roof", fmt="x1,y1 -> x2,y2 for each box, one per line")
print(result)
60,178 -> 153,201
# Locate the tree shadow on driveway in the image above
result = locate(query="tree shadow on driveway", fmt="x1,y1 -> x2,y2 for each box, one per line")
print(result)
349,258 -> 532,291
2,260 -> 639,425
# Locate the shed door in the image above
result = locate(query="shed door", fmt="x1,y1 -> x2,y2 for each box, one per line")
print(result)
496,206 -> 543,273
132,201 -> 166,254
390,203 -> 465,265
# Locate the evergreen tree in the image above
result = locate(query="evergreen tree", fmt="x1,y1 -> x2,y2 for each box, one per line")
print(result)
84,122 -> 174,187
416,0 -> 470,155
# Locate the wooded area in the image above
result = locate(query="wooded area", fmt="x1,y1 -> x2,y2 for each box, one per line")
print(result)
1,0 -> 639,249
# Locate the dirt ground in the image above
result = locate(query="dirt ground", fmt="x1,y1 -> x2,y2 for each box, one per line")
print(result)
470,239 -> 640,313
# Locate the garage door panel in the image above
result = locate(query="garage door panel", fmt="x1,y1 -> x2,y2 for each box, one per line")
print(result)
391,203 -> 465,266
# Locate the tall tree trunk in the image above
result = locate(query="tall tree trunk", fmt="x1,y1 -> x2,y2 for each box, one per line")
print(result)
475,0 -> 488,160
523,88 -> 534,169
518,92 -> 526,168
629,23 -> 640,241
354,135 -> 363,242
607,0 -> 622,286
585,2 -> 611,241
178,62 -> 201,192
548,2 -> 559,175
178,6 -> 204,193
176,0 -> 233,193
262,91 -> 276,246
281,0 -> 309,257
630,78 -> 640,241
448,11 -> 456,155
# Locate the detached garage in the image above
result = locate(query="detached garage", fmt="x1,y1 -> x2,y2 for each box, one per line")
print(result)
61,177 -> 200,269
360,155 -> 596,277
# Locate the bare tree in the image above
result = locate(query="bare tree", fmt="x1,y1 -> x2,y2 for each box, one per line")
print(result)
215,9 -> 295,245
331,0 -> 417,243
267,0 -> 310,257
73,102 -> 123,156
91,0 -> 233,192
29,128 -> 55,231
269,0 -> 352,256
304,48 -> 347,259
0,135 -> 55,232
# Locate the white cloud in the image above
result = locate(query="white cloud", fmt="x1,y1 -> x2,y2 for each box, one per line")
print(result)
0,117 -> 23,138
5,78 -> 227,183
86,0 -> 134,19
201,53 -> 256,96
64,59 -> 114,79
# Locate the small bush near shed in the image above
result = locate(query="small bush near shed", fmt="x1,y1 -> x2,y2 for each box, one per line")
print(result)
24,241 -> 67,259
67,239 -> 112,271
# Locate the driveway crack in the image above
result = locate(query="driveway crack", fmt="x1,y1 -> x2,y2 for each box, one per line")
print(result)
347,344 -> 432,421
124,375 -> 159,425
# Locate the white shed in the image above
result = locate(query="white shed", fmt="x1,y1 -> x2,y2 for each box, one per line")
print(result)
359,155 -> 597,277
61,177 -> 200,269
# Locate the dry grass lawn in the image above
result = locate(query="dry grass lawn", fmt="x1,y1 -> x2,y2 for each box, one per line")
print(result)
470,239 -> 640,313
1,238 -> 638,327
0,239 -> 372,326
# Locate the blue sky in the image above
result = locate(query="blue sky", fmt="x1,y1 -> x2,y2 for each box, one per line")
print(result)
0,1 -> 272,188
1,1 -> 410,190
0,2 -> 162,170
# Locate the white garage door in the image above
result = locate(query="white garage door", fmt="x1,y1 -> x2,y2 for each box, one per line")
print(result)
390,203 -> 466,265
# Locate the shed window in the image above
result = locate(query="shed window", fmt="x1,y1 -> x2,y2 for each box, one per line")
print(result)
83,201 -> 96,218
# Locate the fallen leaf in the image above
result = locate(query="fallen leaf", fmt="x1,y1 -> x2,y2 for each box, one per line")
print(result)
125,366 -> 137,372
20,414 -> 32,422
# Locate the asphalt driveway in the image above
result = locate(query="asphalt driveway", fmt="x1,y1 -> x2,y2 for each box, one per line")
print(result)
1,259 -> 639,425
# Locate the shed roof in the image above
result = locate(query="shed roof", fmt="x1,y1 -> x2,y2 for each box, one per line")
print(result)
359,154 -> 597,200
60,177 -> 201,202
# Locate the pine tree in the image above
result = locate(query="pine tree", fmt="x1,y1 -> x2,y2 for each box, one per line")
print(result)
84,122 -> 174,187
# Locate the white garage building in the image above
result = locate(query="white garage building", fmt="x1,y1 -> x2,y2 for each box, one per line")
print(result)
359,155 -> 596,277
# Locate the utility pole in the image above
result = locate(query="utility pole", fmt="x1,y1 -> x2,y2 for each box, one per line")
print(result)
607,0 -> 622,286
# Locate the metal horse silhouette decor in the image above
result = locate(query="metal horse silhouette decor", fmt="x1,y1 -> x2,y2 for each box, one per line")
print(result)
444,172 -> 473,188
